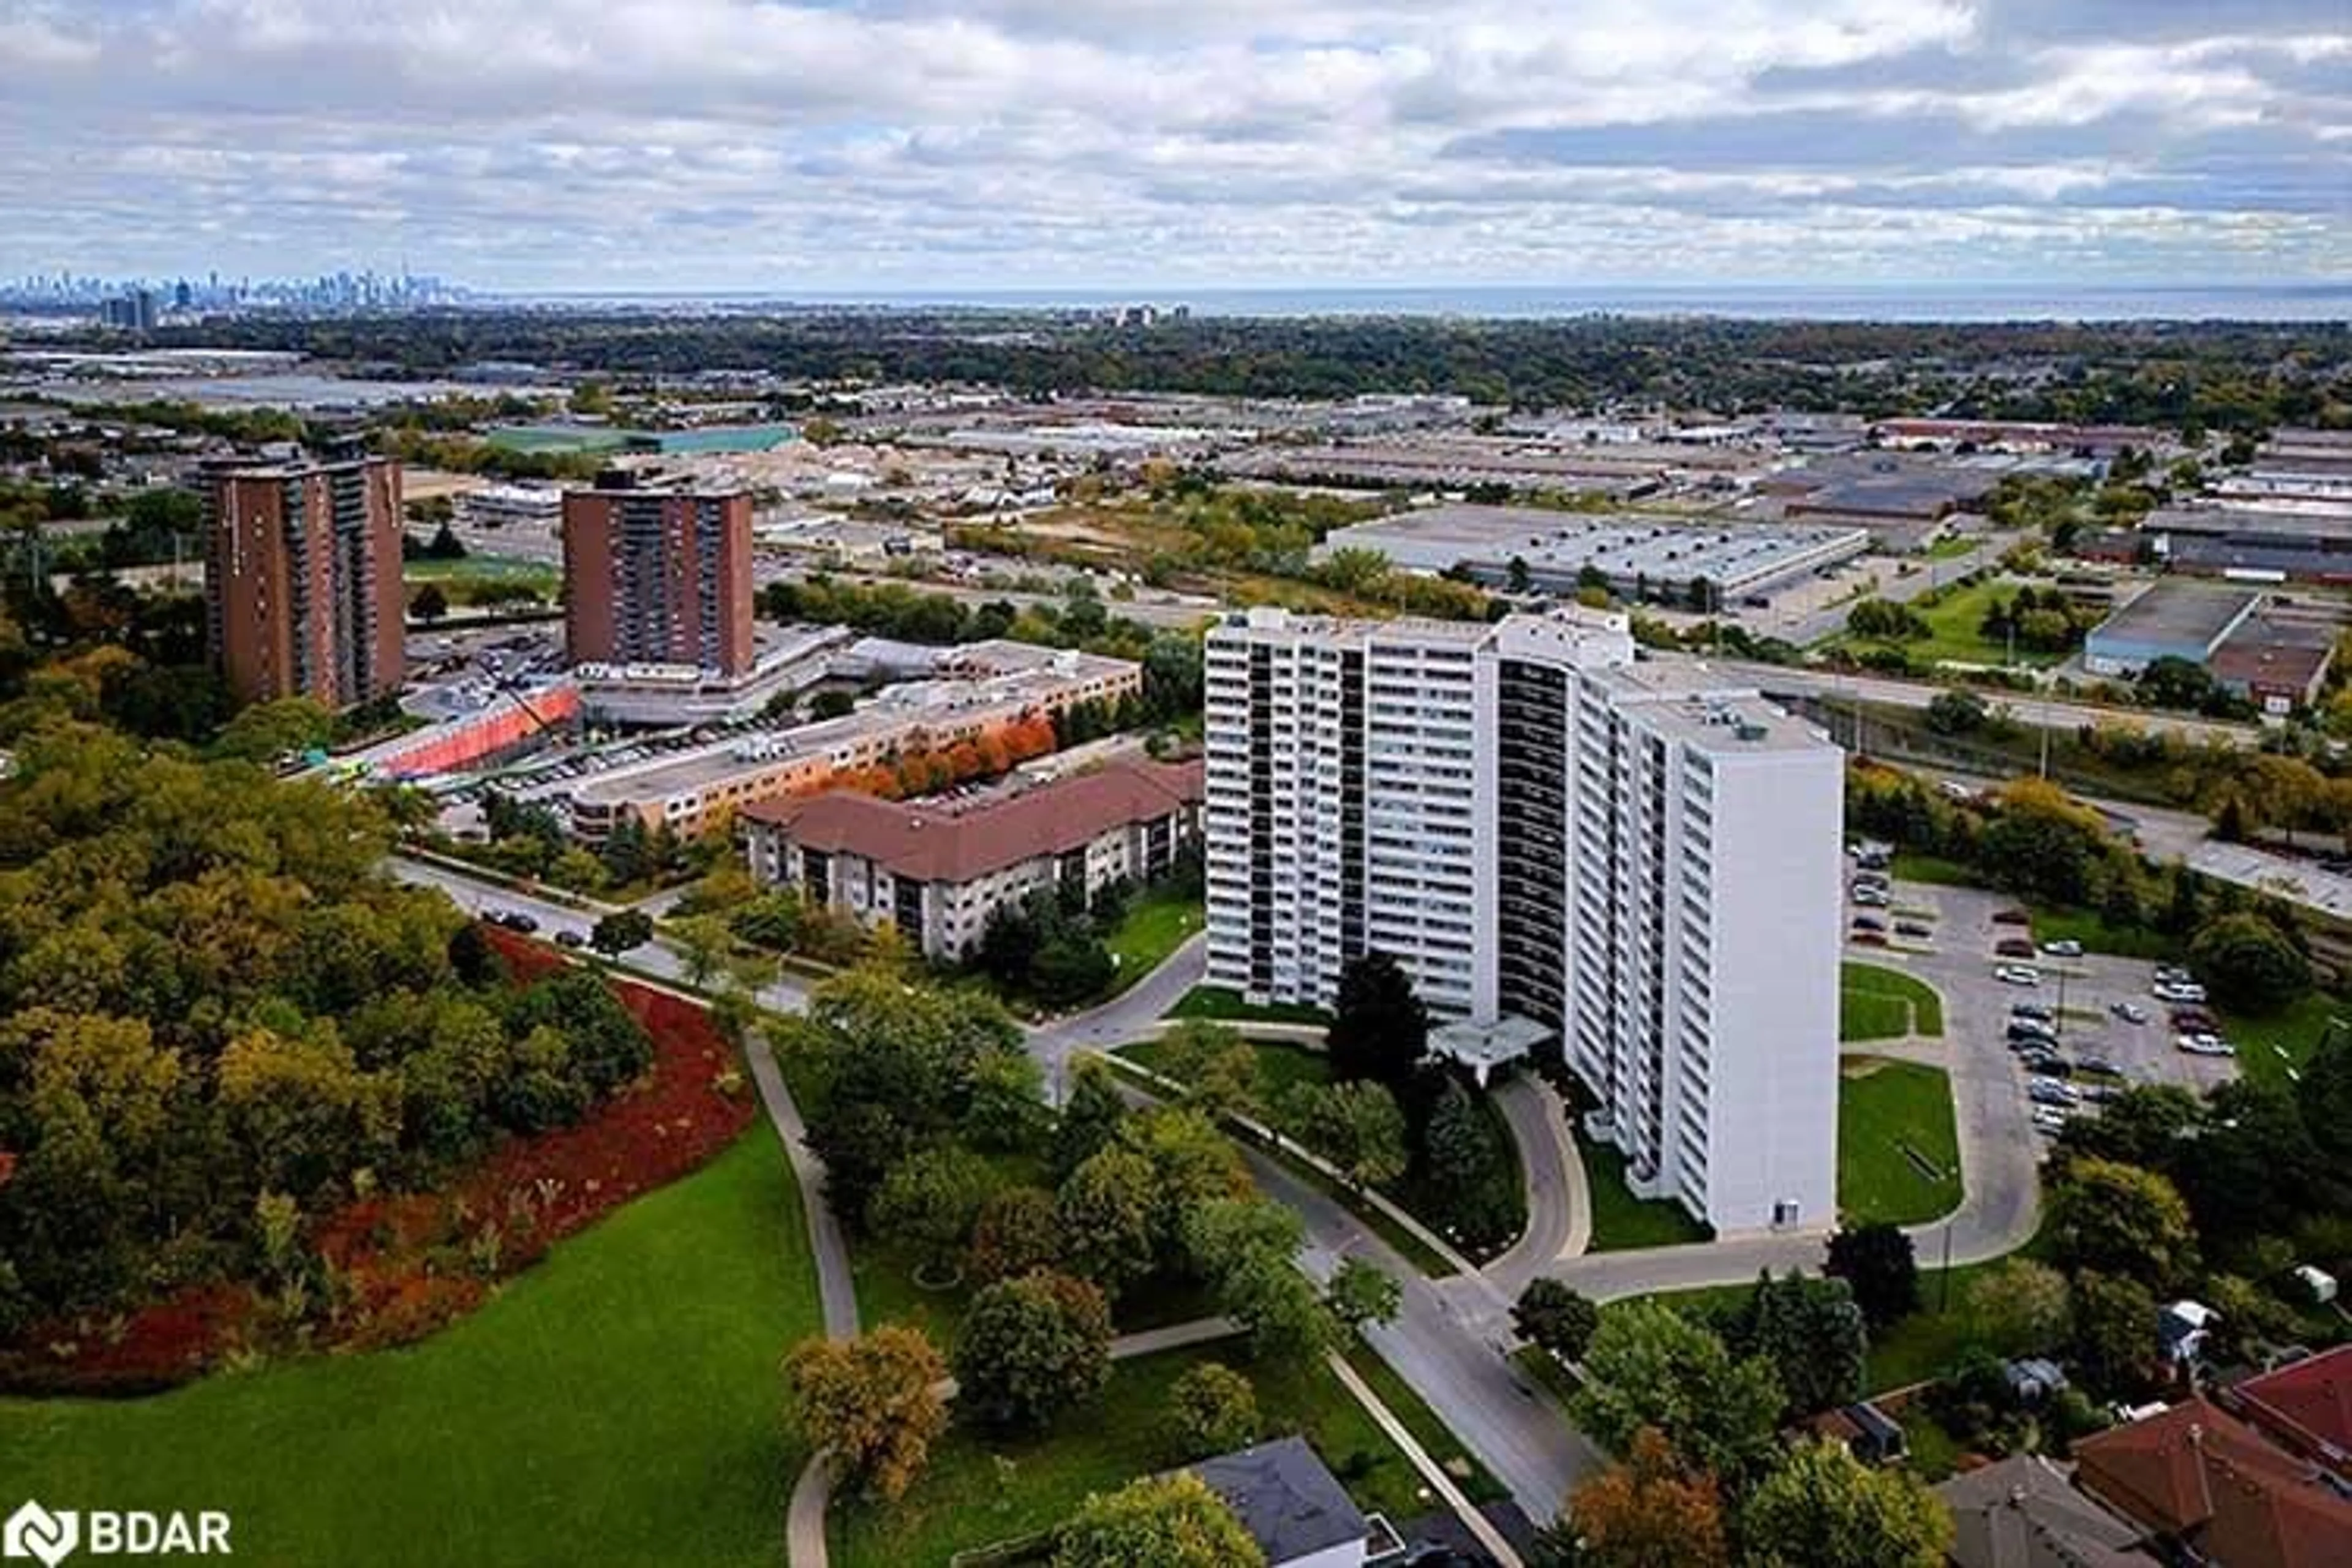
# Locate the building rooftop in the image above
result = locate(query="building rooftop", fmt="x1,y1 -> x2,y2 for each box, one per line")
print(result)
2071,1395 -> 2352,1568
1188,1438 -> 1368,1566
2090,580 -> 2263,652
2149,506 -> 2352,544
738,758 -> 1202,884
1594,662 -> 1834,755
1318,503 -> 1868,590
1938,1454 -> 2151,1568
2227,1344 -> 2352,1476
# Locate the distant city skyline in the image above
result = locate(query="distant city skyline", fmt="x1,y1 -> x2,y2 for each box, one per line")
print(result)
2,3 -> 2344,294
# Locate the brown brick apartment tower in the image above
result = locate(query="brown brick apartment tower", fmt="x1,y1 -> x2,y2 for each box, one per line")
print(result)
560,472 -> 755,676
203,455 -> 405,706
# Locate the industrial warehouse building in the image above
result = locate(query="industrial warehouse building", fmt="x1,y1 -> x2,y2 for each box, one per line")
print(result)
2084,581 -> 2262,676
1314,503 -> 1869,606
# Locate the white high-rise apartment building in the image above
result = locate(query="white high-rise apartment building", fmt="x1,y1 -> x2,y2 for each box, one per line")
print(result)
1204,606 -> 1843,1234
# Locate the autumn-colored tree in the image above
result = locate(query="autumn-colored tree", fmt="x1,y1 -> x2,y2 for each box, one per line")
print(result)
1054,1473 -> 1265,1568
1565,1427 -> 1730,1568
782,1325 -> 948,1502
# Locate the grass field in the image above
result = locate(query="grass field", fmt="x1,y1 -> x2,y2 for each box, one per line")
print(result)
402,554 -> 561,587
1121,1036 -> 1333,1104
1840,578 -> 2065,669
1166,986 -> 1332,1027
1839,1058 -> 1962,1227
1841,960 -> 1947,1039
1889,851 -> 1980,886
0,1131 -> 818,1568
1102,889 -> 1203,996
831,1344 -> 1475,1567
2221,989 -> 2348,1094
2029,906 -> 2179,962
1581,1140 -> 1713,1253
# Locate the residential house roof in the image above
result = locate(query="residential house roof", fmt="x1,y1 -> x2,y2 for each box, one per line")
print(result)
1938,1454 -> 2151,1568
2228,1345 -> 2352,1479
2072,1396 -> 2352,1568
739,758 -> 1202,886
1189,1437 -> 1368,1567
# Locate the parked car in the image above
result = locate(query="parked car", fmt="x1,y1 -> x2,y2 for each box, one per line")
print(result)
1852,885 -> 1891,907
2041,938 -> 2084,957
1895,920 -> 1932,938
1996,965 -> 2043,986
553,929 -> 586,949
2154,981 -> 2209,1004
2012,1003 -> 2056,1022
2111,1001 -> 2150,1025
2154,963 -> 2192,985
2032,1107 -> 2072,1135
1992,908 -> 2032,926
2073,1054 -> 2122,1077
1850,930 -> 1890,948
1852,870 -> 1891,889
1996,937 -> 2038,959
2169,1008 -> 2218,1031
2029,1077 -> 2081,1107
2010,1027 -> 2059,1049
2176,1033 -> 2237,1057
1852,914 -> 1887,932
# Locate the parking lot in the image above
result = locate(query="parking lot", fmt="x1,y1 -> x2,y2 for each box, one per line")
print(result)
1845,868 -> 2238,1183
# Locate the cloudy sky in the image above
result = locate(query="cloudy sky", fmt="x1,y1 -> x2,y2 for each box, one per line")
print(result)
2,0 -> 2346,292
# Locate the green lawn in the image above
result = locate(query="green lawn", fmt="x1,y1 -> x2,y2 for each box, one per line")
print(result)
1166,986 -> 1332,1027
2220,989 -> 2348,1094
1841,578 -> 2067,669
1121,1037 -> 1332,1104
1102,890 -> 1202,995
402,554 -> 561,588
1581,1140 -> 1713,1253
832,1344 -> 1457,1567
1841,960 -> 1946,1039
2029,906 -> 2179,962
0,1130 -> 818,1568
1889,851 -> 1980,887
1839,1058 -> 1962,1227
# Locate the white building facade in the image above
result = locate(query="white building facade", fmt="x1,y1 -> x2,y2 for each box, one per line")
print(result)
1204,606 -> 1842,1234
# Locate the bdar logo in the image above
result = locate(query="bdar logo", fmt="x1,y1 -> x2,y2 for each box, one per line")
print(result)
2,1502 -> 77,1568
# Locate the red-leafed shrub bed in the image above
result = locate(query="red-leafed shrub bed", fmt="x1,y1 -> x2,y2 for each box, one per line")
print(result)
6,928 -> 755,1393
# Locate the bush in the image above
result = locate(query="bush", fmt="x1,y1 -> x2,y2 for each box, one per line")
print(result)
1159,1362 -> 1259,1461
2188,913 -> 2311,1011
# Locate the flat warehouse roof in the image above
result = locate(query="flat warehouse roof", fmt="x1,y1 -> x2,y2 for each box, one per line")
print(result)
1320,503 -> 1867,588
2090,580 -> 2261,650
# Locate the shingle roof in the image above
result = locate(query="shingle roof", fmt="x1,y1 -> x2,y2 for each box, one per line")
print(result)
1939,1454 -> 2150,1568
740,758 -> 1202,885
2231,1346 -> 2352,1475
1189,1437 -> 1367,1565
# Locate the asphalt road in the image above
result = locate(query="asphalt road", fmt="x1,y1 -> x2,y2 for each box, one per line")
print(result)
1027,932 -> 1208,1101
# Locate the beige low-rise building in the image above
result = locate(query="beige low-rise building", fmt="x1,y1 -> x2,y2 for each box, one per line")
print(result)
741,758 -> 1202,959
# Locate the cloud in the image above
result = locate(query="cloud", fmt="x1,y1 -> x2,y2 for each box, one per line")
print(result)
0,0 -> 2343,289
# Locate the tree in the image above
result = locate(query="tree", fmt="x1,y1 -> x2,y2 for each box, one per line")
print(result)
1032,927 -> 1116,1006
1283,1079 -> 1408,1189
963,1044 -> 1049,1152
2297,1018 -> 2352,1164
1924,688 -> 1987,735
1514,1278 -> 1602,1362
589,908 -> 654,956
1742,1439 -> 1953,1568
2071,1270 -> 2160,1393
2140,655 -> 2217,712
1716,1271 -> 1867,1418
1051,1059 -> 1128,1179
1325,951 -> 1428,1089
1962,1258 -> 2073,1359
1563,1427 -> 1732,1568
1569,1303 -> 1785,1488
1507,555 -> 1534,594
411,582 -> 450,624
669,913 -> 737,990
2048,1157 -> 2198,1292
1152,1019 -> 1259,1118
953,1270 -> 1113,1431
1056,1147 -> 1160,1300
873,1145 -> 997,1278
1325,1257 -> 1402,1335
1185,1197 -> 1336,1361
1823,1224 -> 1919,1329
1053,1473 -> 1266,1568
968,1185 -> 1063,1286
1422,1077 -> 1508,1245
2188,912 -> 2312,1011
782,1326 -> 948,1502
211,696 -> 335,763
1159,1361 -> 1259,1461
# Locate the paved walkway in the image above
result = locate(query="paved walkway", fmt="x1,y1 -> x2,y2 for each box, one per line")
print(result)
1325,1352 -> 1525,1568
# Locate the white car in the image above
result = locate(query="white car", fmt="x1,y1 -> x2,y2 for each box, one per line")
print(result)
2176,1033 -> 2237,1057
1852,885 -> 1891,907
2154,981 -> 2209,1004
2041,939 -> 2083,957
1995,964 -> 2043,986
